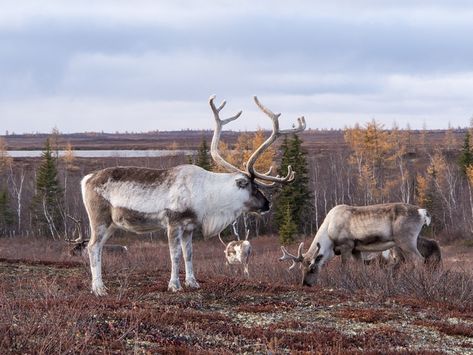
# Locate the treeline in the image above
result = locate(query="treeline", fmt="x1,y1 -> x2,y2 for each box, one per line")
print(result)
1,122 -> 473,245
310,121 -> 473,242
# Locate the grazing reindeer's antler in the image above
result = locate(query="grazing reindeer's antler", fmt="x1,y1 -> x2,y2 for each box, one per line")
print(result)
65,215 -> 86,243
279,242 -> 305,270
232,220 -> 240,241
209,95 -> 306,185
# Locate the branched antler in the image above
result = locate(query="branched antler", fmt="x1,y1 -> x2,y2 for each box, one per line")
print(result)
209,95 -> 244,174
247,96 -> 306,184
279,242 -> 305,270
209,95 -> 306,185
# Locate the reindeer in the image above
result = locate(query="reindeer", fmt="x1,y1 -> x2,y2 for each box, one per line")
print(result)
65,215 -> 128,258
67,239 -> 129,257
80,96 -> 306,295
219,221 -> 252,277
280,203 -> 431,286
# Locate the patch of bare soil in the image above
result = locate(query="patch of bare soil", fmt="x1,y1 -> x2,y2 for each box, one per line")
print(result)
1,256 -> 472,354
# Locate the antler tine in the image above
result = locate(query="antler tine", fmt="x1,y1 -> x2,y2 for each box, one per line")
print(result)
209,95 -> 242,125
246,96 -> 306,184
217,232 -> 227,247
209,95 -> 245,174
65,214 -> 84,243
231,220 -> 240,241
279,242 -> 305,270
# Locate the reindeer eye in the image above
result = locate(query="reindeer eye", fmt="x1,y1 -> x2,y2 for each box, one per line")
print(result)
236,177 -> 249,189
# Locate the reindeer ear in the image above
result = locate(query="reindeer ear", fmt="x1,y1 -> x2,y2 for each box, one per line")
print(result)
236,177 -> 249,189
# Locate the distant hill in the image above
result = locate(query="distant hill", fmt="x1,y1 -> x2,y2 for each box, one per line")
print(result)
1,128 -> 467,153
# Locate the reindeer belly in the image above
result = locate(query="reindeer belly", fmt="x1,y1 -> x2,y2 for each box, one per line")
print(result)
335,217 -> 395,252
111,207 -> 164,233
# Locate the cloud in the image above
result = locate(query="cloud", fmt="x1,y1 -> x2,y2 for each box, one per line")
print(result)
1,1 -> 473,133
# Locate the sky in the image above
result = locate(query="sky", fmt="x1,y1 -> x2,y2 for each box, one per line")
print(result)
1,0 -> 473,134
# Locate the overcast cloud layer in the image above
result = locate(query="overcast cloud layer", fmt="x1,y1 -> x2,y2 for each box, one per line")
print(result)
1,0 -> 473,133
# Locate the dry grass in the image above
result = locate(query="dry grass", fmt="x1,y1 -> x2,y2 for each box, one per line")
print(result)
1,235 -> 473,353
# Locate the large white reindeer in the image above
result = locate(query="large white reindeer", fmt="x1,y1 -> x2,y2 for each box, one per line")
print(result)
80,96 -> 306,296
280,203 -> 431,286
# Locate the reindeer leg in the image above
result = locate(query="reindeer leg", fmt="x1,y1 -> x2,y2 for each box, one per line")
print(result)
180,229 -> 200,289
167,224 -> 183,292
396,235 -> 424,268
243,263 -> 250,278
87,224 -> 115,296
338,242 -> 355,269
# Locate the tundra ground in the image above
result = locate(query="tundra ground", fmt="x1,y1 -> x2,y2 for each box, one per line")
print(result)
0,236 -> 472,354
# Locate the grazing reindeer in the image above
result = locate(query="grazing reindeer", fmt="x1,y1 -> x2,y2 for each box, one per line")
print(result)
362,236 -> 442,268
67,239 -> 128,257
81,95 -> 305,295
219,221 -> 252,277
65,215 -> 128,257
280,203 -> 431,286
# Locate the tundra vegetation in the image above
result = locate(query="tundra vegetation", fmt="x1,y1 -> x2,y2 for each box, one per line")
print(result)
1,123 -> 473,352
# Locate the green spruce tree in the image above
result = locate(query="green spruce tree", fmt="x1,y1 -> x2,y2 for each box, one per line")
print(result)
195,137 -> 213,171
0,188 -> 15,234
31,138 -> 64,238
279,203 -> 297,244
459,131 -> 473,174
274,134 -> 312,235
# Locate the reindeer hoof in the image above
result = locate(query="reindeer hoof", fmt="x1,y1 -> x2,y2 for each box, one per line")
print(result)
185,278 -> 200,289
91,282 -> 108,296
168,280 -> 182,292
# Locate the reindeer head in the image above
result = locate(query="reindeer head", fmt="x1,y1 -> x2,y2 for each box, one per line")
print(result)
209,95 -> 306,214
65,215 -> 89,257
66,238 -> 89,257
280,242 -> 323,286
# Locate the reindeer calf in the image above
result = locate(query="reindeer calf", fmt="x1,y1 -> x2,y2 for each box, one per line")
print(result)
219,224 -> 252,277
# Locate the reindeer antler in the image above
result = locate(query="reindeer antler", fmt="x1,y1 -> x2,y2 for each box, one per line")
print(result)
246,96 -> 306,184
209,95 -> 245,174
279,242 -> 305,270
65,215 -> 85,243
209,95 -> 306,186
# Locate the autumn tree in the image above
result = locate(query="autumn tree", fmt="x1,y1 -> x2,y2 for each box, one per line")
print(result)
344,120 -> 394,204
213,129 -> 274,175
388,124 -> 411,203
443,123 -> 457,152
0,137 -> 13,171
0,138 -> 15,234
62,142 -> 76,170
30,139 -> 64,238
416,152 -> 454,233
